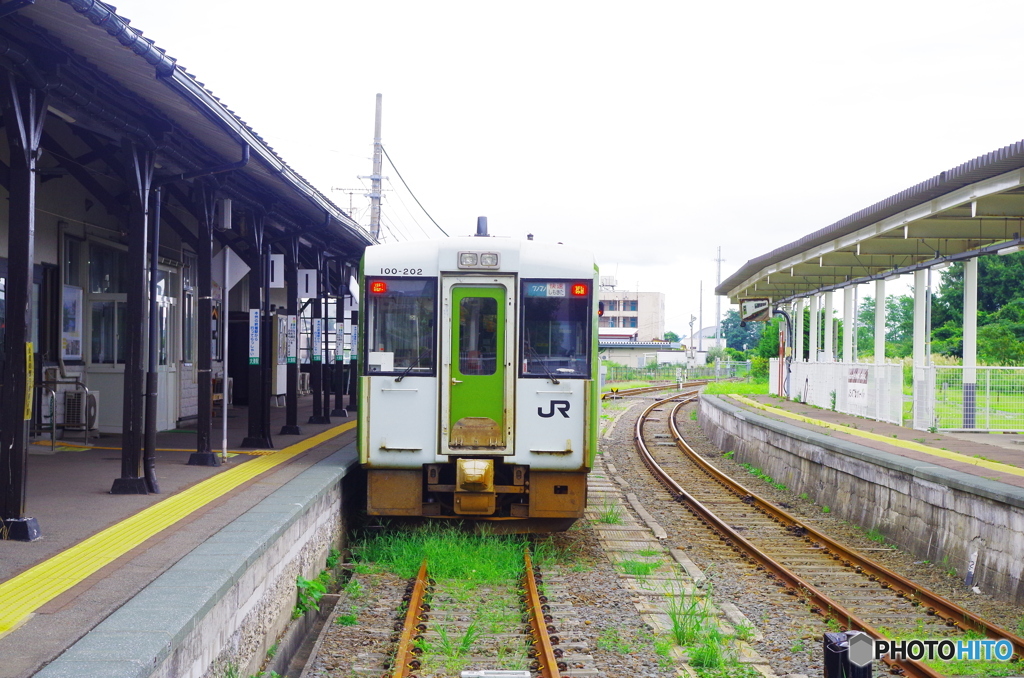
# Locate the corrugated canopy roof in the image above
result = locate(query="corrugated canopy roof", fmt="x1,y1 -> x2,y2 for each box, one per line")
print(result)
717,140 -> 1024,305
9,0 -> 373,256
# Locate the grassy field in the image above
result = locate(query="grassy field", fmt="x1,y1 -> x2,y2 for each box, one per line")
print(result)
702,381 -> 769,396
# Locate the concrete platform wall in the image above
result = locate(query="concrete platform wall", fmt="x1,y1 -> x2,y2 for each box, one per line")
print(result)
699,395 -> 1024,605
36,445 -> 360,678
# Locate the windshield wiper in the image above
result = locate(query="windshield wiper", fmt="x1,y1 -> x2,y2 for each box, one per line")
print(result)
527,344 -> 560,384
395,345 -> 433,382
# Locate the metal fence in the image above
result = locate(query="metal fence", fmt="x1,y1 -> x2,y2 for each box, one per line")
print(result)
771,360 -> 904,425
604,360 -> 750,384
916,366 -> 1024,431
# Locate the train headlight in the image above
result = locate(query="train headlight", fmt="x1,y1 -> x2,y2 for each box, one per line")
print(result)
457,251 -> 500,269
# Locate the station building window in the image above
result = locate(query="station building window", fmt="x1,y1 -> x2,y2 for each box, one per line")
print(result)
364,277 -> 436,375
520,280 -> 591,378
87,242 -> 128,365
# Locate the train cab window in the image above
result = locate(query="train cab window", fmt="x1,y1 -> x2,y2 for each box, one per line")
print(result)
520,280 -> 591,378
365,277 -> 436,376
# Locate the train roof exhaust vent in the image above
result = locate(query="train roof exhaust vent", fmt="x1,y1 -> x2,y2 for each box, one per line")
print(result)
476,216 -> 489,237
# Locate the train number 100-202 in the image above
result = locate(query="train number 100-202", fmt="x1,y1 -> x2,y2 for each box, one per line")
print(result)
379,267 -> 423,275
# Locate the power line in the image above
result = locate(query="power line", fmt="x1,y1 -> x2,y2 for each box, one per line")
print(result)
380,145 -> 449,237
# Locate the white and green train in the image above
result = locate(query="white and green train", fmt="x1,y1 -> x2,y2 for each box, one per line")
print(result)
358,221 -> 598,531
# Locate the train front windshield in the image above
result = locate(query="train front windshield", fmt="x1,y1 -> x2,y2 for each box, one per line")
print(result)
520,280 -> 591,378
365,277 -> 436,375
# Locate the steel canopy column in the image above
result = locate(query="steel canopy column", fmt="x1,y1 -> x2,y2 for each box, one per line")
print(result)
842,288 -> 854,363
241,212 -> 273,448
963,257 -> 978,428
0,75 -> 46,540
874,280 -> 886,364
794,298 -> 804,362
823,291 -> 834,362
280,237 -> 300,435
913,270 -> 927,369
111,142 -> 155,495
808,294 -> 819,363
189,184 -> 219,465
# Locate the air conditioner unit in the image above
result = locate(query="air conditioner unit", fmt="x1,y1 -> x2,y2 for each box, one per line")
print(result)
64,391 -> 99,431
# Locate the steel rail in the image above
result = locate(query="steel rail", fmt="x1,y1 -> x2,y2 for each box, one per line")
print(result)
665,399 -> 1024,661
633,395 -> 944,678
523,550 -> 563,678
391,559 -> 430,678
601,380 -> 709,399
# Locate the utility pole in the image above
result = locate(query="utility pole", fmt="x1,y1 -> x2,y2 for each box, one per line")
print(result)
715,246 -> 724,349
369,93 -> 382,240
699,280 -> 703,352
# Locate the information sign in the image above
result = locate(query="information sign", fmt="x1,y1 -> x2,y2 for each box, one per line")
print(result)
249,309 -> 260,365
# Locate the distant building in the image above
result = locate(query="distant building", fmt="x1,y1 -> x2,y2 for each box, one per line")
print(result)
685,326 -> 726,351
598,279 -> 665,341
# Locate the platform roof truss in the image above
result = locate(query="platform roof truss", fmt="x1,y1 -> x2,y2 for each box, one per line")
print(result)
724,169 -> 1024,304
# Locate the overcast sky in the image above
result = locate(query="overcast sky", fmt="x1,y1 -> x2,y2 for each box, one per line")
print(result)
107,0 -> 1024,336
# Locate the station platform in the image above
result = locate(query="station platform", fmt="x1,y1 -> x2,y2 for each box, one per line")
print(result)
727,394 -> 1024,490
0,398 -> 358,678
699,392 -> 1024,606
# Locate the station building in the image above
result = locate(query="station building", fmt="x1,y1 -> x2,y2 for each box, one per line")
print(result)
0,1 -> 372,538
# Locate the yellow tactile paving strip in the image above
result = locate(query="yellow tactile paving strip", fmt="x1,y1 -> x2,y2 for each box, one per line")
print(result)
728,394 -> 1024,478
0,420 -> 357,637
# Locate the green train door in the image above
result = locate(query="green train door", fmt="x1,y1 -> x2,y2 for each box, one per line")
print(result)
442,278 -> 514,452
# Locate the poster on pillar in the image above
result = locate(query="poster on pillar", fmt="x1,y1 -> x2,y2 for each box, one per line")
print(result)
249,309 -> 260,365
312,318 -> 323,362
287,315 -> 297,364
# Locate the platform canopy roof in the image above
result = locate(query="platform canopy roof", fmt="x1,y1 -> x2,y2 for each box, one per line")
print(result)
717,141 -> 1024,306
5,0 -> 374,262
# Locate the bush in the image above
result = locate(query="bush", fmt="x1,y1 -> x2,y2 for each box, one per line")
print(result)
750,356 -> 769,381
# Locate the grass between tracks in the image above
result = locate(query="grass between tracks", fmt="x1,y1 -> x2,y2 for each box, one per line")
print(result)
350,524 -> 566,675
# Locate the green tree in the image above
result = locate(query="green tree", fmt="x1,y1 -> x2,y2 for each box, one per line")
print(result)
663,330 -> 680,342
720,308 -> 762,352
932,251 -> 1024,328
756,317 -> 782,360
705,345 -> 727,363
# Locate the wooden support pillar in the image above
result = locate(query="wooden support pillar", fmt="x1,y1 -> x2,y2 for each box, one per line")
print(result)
111,142 -> 154,495
188,184 -> 219,464
0,75 -> 46,539
241,212 -> 273,448
331,261 -> 348,417
280,237 -> 301,435
308,251 -> 329,424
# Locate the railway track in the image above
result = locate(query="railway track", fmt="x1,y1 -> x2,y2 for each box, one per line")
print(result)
633,393 -> 1024,678
364,550 -> 591,678
601,380 -> 708,399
